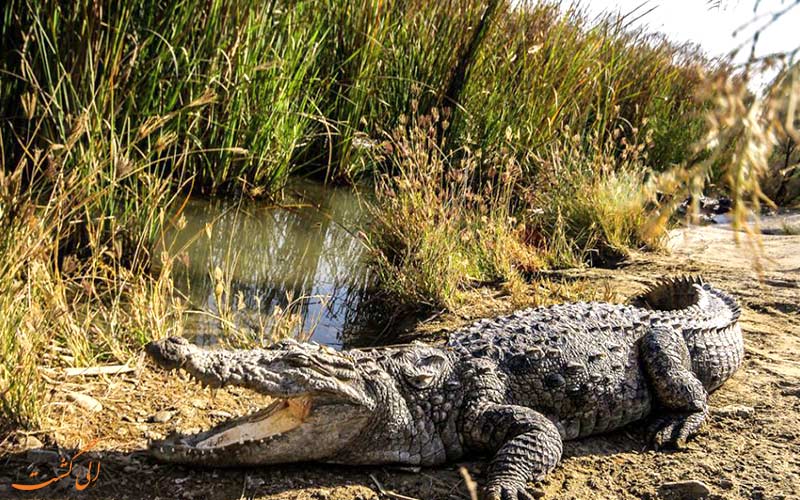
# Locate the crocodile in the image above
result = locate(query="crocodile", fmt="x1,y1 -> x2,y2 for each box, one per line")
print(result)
146,276 -> 744,499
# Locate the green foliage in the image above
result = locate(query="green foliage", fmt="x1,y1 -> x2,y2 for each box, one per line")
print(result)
454,2 -> 717,175
2,0 -> 718,190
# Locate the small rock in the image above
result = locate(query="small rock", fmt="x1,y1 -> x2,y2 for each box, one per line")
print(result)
18,435 -> 44,449
718,479 -> 734,490
658,480 -> 711,499
712,404 -> 754,419
191,398 -> 207,409
65,391 -> 102,412
150,410 -> 174,423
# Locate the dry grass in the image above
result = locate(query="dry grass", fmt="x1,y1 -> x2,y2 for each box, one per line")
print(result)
364,110 -> 535,309
0,163 -> 183,427
363,111 -> 663,310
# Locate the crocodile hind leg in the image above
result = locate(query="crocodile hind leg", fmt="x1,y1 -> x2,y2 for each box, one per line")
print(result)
465,404 -> 563,500
641,326 -> 709,449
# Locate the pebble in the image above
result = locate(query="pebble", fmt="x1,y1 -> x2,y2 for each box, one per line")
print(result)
191,398 -> 207,409
658,480 -> 711,499
18,435 -> 44,449
150,410 -> 174,423
712,405 -> 754,419
65,391 -> 103,412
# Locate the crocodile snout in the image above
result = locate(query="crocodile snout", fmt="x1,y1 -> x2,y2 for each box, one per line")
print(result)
146,336 -> 193,370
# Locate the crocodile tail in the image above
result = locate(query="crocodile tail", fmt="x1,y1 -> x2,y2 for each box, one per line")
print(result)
630,275 -> 741,322
632,275 -> 743,391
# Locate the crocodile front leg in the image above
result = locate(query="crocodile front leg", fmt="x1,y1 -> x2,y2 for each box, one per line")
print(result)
465,403 -> 563,500
641,326 -> 709,448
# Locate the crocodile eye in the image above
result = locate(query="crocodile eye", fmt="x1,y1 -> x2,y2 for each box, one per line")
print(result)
409,373 -> 435,389
417,353 -> 447,367
403,352 -> 447,388
281,351 -> 311,367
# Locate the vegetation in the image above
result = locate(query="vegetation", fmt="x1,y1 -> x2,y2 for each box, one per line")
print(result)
1,0 -> 795,428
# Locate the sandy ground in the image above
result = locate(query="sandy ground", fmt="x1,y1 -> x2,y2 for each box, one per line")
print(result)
2,217 -> 799,500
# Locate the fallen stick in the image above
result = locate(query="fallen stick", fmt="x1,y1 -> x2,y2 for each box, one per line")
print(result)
369,474 -> 421,500
64,365 -> 133,377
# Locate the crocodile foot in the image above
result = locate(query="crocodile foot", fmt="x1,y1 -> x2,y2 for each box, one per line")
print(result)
485,481 -> 542,500
649,412 -> 707,449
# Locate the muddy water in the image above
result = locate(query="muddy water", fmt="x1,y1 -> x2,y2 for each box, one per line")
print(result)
161,181 -> 373,348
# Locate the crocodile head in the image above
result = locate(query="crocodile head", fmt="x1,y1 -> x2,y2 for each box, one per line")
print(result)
145,337 -> 459,467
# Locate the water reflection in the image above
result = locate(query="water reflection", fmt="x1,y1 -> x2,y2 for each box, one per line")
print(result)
161,181 -> 373,347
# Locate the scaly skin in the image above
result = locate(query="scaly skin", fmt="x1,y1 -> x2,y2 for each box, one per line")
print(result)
146,276 -> 743,499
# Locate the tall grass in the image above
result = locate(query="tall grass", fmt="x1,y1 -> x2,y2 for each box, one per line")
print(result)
360,2 -> 710,309
453,2 -> 718,175
1,0 -> 327,195
364,111 -> 536,309
2,0 -> 718,189
365,113 -> 662,310
307,0 -> 492,180
0,160 -> 183,427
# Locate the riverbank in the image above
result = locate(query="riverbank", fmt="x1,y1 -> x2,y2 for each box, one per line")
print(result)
1,219 -> 798,499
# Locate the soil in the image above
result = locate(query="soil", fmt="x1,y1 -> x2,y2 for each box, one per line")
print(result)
2,217 -> 799,500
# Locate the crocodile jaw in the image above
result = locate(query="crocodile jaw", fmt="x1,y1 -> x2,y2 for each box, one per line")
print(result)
149,395 -> 371,465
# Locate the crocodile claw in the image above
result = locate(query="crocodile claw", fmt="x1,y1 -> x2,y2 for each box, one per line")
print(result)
485,483 -> 543,500
649,412 -> 706,450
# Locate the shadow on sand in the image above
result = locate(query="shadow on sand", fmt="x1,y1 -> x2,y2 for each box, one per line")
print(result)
1,427 -> 669,500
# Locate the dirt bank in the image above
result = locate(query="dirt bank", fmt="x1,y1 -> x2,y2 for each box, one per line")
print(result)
2,220 -> 799,500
